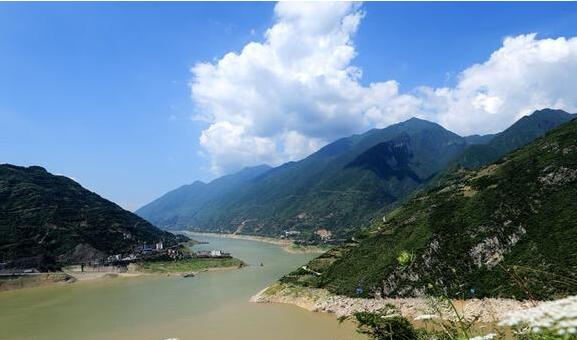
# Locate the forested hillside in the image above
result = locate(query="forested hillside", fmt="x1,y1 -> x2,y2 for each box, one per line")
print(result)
0,164 -> 186,269
282,117 -> 577,300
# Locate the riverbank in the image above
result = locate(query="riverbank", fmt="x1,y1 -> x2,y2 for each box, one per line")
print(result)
64,257 -> 245,279
0,258 -> 245,292
0,233 -> 362,340
133,257 -> 245,274
251,282 -> 540,324
182,231 -> 330,254
0,273 -> 76,292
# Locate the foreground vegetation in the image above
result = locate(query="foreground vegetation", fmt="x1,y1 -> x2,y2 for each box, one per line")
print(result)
255,282 -> 577,339
134,257 -> 244,273
346,296 -> 577,340
348,310 -> 575,340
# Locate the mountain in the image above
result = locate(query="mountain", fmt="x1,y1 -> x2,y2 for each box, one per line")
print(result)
0,164 -> 186,269
283,117 -> 577,300
463,133 -> 495,145
455,109 -> 574,169
138,118 -> 469,237
136,165 -> 272,229
138,109 -> 574,240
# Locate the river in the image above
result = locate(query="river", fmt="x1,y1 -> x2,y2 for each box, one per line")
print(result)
0,234 -> 363,340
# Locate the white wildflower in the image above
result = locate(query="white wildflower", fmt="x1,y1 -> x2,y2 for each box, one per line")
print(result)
470,333 -> 496,340
499,295 -> 577,334
414,314 -> 438,321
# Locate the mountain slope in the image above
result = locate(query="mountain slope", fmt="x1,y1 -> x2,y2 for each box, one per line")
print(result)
455,108 -> 574,169
136,165 -> 272,229
463,134 -> 495,145
284,117 -> 577,300
0,164 -> 185,269
138,109 -> 573,240
139,118 -> 469,237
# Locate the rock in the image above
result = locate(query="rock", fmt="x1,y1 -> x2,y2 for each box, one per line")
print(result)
251,283 -> 540,323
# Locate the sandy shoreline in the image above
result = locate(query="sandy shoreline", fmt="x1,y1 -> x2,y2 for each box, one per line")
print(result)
0,273 -> 76,292
250,282 -> 540,324
64,264 -> 242,280
182,231 -> 330,254
65,271 -> 146,281
0,263 -> 244,292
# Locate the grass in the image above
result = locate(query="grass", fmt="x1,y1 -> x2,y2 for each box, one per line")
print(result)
135,257 -> 244,273
266,282 -> 325,300
287,243 -> 332,253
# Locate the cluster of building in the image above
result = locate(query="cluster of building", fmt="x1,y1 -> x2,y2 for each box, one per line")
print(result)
1,240 -> 234,275
280,228 -> 342,245
194,250 -> 231,258
281,230 -> 301,238
102,241 -> 191,265
101,240 -> 232,266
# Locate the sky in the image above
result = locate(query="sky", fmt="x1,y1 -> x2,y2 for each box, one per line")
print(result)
1,2 -> 577,211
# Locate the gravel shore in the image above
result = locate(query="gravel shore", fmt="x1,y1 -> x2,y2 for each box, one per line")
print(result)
251,283 -> 540,323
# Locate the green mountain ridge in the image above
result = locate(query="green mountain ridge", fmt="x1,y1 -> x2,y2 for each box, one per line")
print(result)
137,164 -> 272,229
283,117 -> 577,300
455,109 -> 574,169
138,118 -> 470,238
0,164 -> 186,269
138,109 -> 574,240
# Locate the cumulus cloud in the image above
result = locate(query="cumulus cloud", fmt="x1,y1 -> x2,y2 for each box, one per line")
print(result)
429,34 -> 577,134
191,2 -> 577,174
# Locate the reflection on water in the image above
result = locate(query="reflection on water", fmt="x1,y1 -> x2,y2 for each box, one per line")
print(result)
0,234 -> 363,340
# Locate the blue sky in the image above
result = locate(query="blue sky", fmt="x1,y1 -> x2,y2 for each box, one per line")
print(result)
1,2 -> 576,210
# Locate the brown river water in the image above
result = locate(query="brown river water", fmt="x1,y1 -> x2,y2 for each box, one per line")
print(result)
0,234 -> 363,340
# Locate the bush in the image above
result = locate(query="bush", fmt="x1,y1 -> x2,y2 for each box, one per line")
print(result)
349,307 -> 419,340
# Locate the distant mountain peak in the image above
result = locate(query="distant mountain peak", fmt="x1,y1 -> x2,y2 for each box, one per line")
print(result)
1,164 -> 47,173
455,108 -> 575,169
515,108 -> 574,125
236,164 -> 272,174
531,107 -> 573,116
396,116 -> 441,128
405,116 -> 430,123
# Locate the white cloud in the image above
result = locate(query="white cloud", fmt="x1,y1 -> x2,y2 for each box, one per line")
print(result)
199,121 -> 280,174
429,33 -> 577,135
191,2 -> 577,174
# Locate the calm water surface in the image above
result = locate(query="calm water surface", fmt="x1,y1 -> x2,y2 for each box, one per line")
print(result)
0,234 -> 363,340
